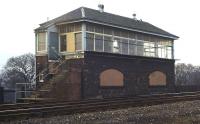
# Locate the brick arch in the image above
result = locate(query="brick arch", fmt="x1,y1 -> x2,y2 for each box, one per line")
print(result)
100,69 -> 124,86
149,71 -> 166,86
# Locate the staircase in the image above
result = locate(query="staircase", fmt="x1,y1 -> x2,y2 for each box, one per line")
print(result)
30,58 -> 70,100
29,57 -> 82,102
25,49 -> 84,103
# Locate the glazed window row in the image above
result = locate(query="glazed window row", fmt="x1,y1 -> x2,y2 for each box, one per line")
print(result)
36,23 -> 174,59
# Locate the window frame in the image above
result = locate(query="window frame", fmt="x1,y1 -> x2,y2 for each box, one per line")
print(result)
59,34 -> 67,53
85,23 -> 174,59
75,32 -> 82,51
36,32 -> 47,52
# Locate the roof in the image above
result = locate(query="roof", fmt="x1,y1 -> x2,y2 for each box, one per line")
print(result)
36,7 -> 179,39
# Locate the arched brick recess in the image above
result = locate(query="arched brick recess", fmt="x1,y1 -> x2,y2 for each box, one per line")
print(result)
149,71 -> 166,86
100,69 -> 124,86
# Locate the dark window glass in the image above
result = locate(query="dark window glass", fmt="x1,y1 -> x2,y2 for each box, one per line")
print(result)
75,33 -> 82,51
74,23 -> 81,31
129,40 -> 137,55
104,36 -> 112,53
129,32 -> 136,39
66,24 -> 74,32
137,33 -> 144,40
137,41 -> 144,56
104,26 -> 112,35
60,35 -> 67,52
144,35 -> 150,41
113,29 -> 121,36
121,31 -> 128,38
86,24 -> 95,32
86,33 -> 94,51
95,35 -> 103,52
95,25 -> 103,33
121,39 -> 128,54
59,25 -> 66,33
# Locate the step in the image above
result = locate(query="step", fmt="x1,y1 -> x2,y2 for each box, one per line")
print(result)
39,89 -> 50,92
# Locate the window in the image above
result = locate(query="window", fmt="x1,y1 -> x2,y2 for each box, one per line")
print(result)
104,26 -> 112,35
60,35 -> 67,52
59,25 -> 66,33
86,23 -> 95,32
137,41 -> 144,56
149,71 -> 166,86
83,25 -> 174,59
121,39 -> 128,54
66,24 -> 74,32
144,41 -> 155,57
86,33 -> 94,51
37,33 -> 46,51
100,69 -> 124,86
113,38 -> 120,53
121,31 -> 128,38
129,32 -> 136,39
95,34 -> 103,52
75,33 -> 82,51
104,36 -> 112,53
39,74 -> 44,82
167,46 -> 172,59
74,23 -> 81,31
95,25 -> 103,33
114,29 -> 121,36
129,39 -> 137,55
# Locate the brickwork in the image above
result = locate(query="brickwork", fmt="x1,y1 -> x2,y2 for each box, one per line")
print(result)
35,52 -> 175,101
81,51 -> 175,99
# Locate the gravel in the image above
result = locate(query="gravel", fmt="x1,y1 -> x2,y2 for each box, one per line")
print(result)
2,100 -> 200,124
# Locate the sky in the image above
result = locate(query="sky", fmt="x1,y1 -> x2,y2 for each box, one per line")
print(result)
0,0 -> 200,70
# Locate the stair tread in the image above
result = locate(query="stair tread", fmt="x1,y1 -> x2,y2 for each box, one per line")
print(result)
39,89 -> 50,92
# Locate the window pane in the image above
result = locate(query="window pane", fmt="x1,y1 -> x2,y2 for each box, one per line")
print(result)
38,33 -> 46,51
167,47 -> 172,59
75,33 -> 82,51
149,42 -> 155,57
66,24 -> 74,32
121,31 -> 128,38
86,33 -> 94,51
104,26 -> 112,35
59,25 -> 66,33
60,35 -> 67,52
137,33 -> 144,40
104,36 -> 112,53
129,32 -> 136,39
114,29 -> 120,36
137,41 -> 144,56
95,35 -> 103,52
121,39 -> 128,54
113,38 -> 120,53
86,24 -> 95,32
74,23 -> 81,31
144,42 -> 149,56
95,25 -> 103,33
129,39 -> 137,55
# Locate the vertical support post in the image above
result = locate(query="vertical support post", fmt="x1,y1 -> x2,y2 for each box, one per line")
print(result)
46,31 -> 48,53
155,40 -> 158,57
82,23 -> 86,51
172,40 -> 174,59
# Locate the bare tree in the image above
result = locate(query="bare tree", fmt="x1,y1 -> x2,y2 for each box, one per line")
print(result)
0,53 -> 35,89
175,63 -> 200,85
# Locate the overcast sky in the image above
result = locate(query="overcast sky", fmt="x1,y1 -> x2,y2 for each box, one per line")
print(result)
0,0 -> 200,69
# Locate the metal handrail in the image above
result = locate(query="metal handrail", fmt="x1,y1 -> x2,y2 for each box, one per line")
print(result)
32,47 -> 63,84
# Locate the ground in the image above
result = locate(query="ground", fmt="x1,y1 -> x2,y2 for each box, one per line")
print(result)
3,100 -> 200,124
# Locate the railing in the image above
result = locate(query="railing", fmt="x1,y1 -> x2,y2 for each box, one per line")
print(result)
33,47 -> 64,88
